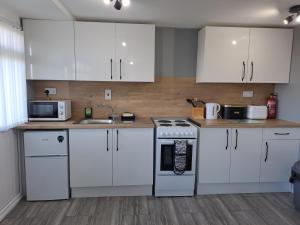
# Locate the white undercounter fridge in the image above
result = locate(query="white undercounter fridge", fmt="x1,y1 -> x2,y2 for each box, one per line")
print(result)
24,130 -> 69,201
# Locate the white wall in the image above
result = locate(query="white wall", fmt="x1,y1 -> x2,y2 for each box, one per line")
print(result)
275,26 -> 300,121
0,130 -> 21,220
0,4 -> 22,222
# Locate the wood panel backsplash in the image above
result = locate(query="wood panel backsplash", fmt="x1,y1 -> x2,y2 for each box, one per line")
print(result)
30,76 -> 274,119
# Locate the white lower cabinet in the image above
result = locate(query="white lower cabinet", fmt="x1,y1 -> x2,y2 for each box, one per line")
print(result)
69,128 -> 153,189
69,129 -> 113,187
260,139 -> 300,183
198,128 -> 262,184
198,128 -> 231,183
230,128 -> 262,183
198,127 -> 300,195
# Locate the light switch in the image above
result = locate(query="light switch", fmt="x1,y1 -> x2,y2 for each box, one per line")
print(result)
243,91 -> 253,98
105,89 -> 112,100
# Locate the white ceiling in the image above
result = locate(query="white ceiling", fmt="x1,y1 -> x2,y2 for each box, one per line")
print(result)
1,0 -> 300,28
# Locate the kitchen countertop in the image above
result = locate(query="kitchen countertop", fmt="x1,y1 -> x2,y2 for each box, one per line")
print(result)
191,119 -> 300,128
16,118 -> 155,130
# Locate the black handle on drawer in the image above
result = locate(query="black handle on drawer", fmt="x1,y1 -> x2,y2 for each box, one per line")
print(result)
117,130 -> 119,151
235,129 -> 238,150
226,129 -> 229,150
242,61 -> 246,81
106,130 -> 109,151
250,62 -> 254,81
264,142 -> 269,162
274,132 -> 290,136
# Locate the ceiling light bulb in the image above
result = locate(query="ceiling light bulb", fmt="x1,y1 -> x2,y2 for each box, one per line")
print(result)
283,15 -> 294,25
103,0 -> 110,5
297,13 -> 300,22
232,40 -> 237,45
122,0 -> 130,7
122,42 -> 127,47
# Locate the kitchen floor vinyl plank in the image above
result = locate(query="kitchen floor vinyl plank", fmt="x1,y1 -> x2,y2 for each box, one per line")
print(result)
1,193 -> 300,225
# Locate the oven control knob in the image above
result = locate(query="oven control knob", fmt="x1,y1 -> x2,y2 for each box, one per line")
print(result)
175,132 -> 179,136
190,132 -> 194,136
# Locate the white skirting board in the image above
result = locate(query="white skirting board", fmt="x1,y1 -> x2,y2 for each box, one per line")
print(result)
197,182 -> 293,195
0,194 -> 22,222
71,185 -> 153,198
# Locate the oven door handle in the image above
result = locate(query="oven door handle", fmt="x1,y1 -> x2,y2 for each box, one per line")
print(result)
158,140 -> 195,145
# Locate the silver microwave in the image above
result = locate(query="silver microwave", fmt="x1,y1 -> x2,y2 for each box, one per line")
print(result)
28,100 -> 72,121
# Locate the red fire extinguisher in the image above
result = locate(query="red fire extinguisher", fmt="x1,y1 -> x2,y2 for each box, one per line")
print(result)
267,93 -> 277,119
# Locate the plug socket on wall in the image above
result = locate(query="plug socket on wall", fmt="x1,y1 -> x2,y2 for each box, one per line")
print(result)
243,91 -> 253,98
105,89 -> 112,100
44,88 -> 57,95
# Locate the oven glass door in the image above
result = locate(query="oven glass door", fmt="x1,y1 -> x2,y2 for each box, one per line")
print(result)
28,102 -> 58,118
156,139 -> 196,175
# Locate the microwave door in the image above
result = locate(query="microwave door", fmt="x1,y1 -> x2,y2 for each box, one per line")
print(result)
29,102 -> 58,118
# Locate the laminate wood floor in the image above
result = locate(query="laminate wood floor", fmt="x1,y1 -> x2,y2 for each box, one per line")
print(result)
1,193 -> 300,225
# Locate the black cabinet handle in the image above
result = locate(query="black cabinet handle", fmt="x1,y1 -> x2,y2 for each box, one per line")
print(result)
265,142 -> 269,162
119,59 -> 122,80
250,62 -> 254,81
106,130 -> 109,151
235,129 -> 238,150
242,61 -> 246,81
274,132 -> 290,136
226,129 -> 229,150
110,59 -> 113,80
117,130 -> 119,151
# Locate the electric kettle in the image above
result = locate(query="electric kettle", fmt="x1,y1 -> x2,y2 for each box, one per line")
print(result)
206,103 -> 221,120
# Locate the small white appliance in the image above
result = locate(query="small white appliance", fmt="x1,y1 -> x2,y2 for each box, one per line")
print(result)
28,100 -> 71,121
247,105 -> 268,119
24,131 -> 69,201
206,103 -> 221,119
153,118 -> 198,197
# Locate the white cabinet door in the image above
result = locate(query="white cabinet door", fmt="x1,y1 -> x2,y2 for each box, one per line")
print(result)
69,129 -> 113,188
248,28 -> 293,83
230,128 -> 262,183
24,20 -> 75,80
75,22 -> 115,81
260,140 -> 299,183
115,24 -> 155,82
113,128 -> 154,186
196,27 -> 250,83
198,128 -> 231,183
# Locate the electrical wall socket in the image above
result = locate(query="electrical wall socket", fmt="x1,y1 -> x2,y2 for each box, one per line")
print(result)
105,89 -> 112,100
243,91 -> 253,98
44,88 -> 56,95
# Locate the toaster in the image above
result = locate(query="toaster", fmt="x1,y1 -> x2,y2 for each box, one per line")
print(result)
247,105 -> 268,120
222,105 -> 247,119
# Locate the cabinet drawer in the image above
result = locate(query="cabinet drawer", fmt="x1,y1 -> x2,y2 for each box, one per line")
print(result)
263,128 -> 300,140
24,131 -> 68,156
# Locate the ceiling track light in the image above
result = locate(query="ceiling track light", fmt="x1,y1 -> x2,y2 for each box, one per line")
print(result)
103,0 -> 130,10
283,5 -> 300,25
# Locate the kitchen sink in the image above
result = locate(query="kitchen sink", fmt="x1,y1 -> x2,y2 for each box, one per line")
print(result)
76,119 -> 114,124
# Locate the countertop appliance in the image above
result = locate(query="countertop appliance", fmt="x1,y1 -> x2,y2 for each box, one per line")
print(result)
206,103 -> 221,120
222,105 -> 247,119
28,100 -> 71,121
24,131 -> 69,201
153,118 -> 198,196
247,105 -> 268,119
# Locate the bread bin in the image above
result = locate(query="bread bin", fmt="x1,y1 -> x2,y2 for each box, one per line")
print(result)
247,105 -> 268,119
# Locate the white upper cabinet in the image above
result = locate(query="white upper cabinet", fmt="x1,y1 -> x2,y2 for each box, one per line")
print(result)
197,27 -> 250,83
248,28 -> 293,83
24,19 -> 75,80
115,24 -> 155,82
196,26 -> 293,83
74,22 -> 115,81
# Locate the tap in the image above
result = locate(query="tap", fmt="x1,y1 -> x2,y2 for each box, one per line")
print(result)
96,104 -> 118,120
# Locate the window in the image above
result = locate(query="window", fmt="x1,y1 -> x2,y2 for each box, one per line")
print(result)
0,21 -> 27,132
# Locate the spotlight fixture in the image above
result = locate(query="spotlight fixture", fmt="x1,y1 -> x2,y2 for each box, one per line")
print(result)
104,0 -> 130,10
283,5 -> 300,25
